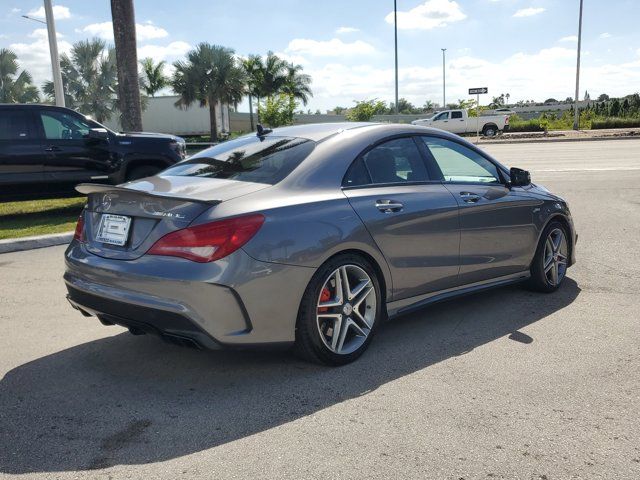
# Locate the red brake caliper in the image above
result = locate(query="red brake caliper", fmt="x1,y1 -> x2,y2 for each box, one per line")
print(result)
318,287 -> 331,313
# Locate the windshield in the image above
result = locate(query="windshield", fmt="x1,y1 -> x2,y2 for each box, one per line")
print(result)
160,135 -> 315,185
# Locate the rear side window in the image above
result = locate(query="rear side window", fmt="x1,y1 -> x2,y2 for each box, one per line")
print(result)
344,137 -> 429,187
451,111 -> 463,119
0,110 -> 36,140
161,136 -> 315,185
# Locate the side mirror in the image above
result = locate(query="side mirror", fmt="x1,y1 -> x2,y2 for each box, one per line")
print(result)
87,128 -> 109,142
509,167 -> 531,187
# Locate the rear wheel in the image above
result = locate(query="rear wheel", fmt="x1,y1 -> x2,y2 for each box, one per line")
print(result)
294,254 -> 383,365
126,165 -> 162,181
528,221 -> 569,292
483,124 -> 498,137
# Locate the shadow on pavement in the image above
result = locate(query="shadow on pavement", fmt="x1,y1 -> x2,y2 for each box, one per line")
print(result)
0,279 -> 580,473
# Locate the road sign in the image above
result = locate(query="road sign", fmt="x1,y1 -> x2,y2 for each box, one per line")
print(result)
469,87 -> 488,95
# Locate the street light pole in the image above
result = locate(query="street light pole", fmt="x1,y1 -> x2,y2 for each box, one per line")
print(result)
43,0 -> 65,107
573,0 -> 583,130
394,0 -> 399,119
441,48 -> 446,108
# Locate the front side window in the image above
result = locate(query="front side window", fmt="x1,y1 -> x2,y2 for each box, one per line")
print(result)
161,135 -> 315,185
344,137 -> 429,186
0,110 -> 35,140
434,112 -> 449,121
40,111 -> 91,140
420,137 -> 501,183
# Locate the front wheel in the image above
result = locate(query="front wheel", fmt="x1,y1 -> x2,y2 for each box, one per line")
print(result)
528,221 -> 570,292
294,254 -> 383,365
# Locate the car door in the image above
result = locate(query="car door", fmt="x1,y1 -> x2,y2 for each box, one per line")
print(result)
0,108 -> 45,195
419,135 -> 541,285
37,109 -> 112,185
342,136 -> 460,300
449,110 -> 467,134
430,111 -> 452,131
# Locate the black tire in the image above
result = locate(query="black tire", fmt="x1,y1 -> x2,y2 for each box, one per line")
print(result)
482,124 -> 498,137
294,253 -> 384,366
527,220 -> 570,293
126,165 -> 162,181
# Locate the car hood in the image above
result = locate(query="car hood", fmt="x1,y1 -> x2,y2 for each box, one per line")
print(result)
116,131 -> 183,142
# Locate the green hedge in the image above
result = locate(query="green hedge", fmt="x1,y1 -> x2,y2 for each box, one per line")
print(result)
508,119 -> 545,132
591,117 -> 640,129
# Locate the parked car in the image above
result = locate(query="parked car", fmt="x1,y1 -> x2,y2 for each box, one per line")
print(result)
411,109 -> 510,136
0,104 -> 186,200
65,122 -> 576,365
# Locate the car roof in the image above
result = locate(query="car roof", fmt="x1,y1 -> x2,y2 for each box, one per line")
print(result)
265,122 -> 379,142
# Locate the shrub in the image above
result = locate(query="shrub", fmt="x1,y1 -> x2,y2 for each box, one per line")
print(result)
508,119 -> 545,132
260,94 -> 295,127
346,99 -> 387,121
591,117 -> 640,129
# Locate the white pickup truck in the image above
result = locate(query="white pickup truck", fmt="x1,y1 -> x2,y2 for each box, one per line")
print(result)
411,109 -> 510,136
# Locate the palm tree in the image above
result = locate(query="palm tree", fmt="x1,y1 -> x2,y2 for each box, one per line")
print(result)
43,39 -> 118,123
110,0 -> 143,131
172,43 -> 245,141
0,49 -> 39,103
281,63 -> 312,112
140,57 -> 168,97
242,55 -> 263,130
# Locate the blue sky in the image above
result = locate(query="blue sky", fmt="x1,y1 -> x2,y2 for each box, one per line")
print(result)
1,0 -> 639,111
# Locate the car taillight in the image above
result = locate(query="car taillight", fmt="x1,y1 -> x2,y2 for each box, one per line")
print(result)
147,214 -> 265,263
73,213 -> 85,242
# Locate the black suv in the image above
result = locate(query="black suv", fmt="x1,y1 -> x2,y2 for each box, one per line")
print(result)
0,104 -> 186,200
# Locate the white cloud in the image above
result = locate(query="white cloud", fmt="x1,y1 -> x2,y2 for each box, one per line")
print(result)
11,8 -> 21,14
27,5 -> 71,20
137,41 -> 191,64
9,30 -> 73,91
336,26 -> 359,34
285,38 -> 375,57
28,28 -> 63,39
559,35 -> 578,43
513,7 -> 545,18
78,21 -> 169,41
385,0 -> 466,30
0,34 -> 7,39
302,45 -> 640,111
599,32 -> 611,39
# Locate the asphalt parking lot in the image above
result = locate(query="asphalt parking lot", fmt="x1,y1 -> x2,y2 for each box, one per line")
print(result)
0,139 -> 639,480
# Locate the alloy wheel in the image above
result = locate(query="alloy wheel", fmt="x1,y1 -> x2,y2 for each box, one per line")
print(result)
543,228 -> 568,286
316,264 -> 377,355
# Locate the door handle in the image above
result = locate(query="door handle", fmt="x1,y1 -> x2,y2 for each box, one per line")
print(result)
375,199 -> 404,213
45,145 -> 61,152
459,192 -> 481,203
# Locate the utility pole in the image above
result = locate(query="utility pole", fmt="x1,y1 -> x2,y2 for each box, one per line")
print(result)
394,0 -> 399,119
43,0 -> 65,107
573,0 -> 584,130
441,48 -> 447,109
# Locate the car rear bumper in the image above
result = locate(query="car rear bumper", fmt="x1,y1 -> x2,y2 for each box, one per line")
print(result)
64,241 -> 315,349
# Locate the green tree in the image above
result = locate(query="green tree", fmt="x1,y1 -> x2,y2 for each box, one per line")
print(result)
345,99 -> 387,122
0,48 -> 39,103
242,54 -> 263,130
172,43 -> 245,141
280,63 -> 312,113
609,98 -> 621,117
139,57 -> 168,97
597,93 -> 609,102
422,100 -> 438,112
260,94 -> 295,127
43,39 -> 117,123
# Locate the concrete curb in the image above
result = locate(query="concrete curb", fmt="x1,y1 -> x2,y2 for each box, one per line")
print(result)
0,232 -> 73,255
479,134 -> 640,145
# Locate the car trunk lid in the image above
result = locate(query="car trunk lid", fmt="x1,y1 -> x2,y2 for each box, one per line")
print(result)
76,177 -> 269,260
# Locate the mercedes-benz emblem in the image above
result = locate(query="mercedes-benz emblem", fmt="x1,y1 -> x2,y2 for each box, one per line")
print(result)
101,194 -> 113,211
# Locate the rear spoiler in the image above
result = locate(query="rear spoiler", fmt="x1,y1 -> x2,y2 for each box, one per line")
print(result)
75,183 -> 222,206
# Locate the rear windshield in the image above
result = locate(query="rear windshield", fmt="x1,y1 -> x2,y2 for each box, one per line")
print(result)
161,136 -> 315,185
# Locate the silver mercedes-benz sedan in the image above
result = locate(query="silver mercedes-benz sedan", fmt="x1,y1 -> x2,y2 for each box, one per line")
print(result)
65,123 -> 576,365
